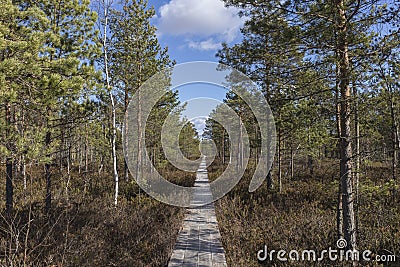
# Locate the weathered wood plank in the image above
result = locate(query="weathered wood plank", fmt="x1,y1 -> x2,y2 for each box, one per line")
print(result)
168,157 -> 227,267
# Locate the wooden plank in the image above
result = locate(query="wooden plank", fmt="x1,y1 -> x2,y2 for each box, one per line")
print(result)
168,157 -> 227,267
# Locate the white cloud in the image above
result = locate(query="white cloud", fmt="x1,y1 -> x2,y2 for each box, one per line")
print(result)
157,0 -> 244,50
188,38 -> 221,51
189,117 -> 208,135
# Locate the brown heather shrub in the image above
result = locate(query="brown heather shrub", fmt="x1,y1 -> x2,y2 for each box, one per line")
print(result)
0,164 -> 195,266
210,160 -> 400,267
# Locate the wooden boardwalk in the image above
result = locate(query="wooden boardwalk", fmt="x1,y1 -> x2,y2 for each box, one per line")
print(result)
168,157 -> 227,267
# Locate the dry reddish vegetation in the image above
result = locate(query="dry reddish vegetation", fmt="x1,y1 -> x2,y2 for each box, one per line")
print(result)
0,165 -> 195,266
209,159 -> 400,267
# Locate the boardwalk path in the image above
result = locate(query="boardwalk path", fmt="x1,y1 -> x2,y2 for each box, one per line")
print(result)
168,157 -> 227,267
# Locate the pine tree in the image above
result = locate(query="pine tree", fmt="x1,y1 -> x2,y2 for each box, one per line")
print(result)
221,0 -> 399,251
108,0 -> 174,182
0,0 -> 49,213
217,2 -> 319,192
179,121 -> 200,159
32,0 -> 100,210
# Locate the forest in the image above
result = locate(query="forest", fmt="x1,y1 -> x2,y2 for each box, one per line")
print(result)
1,0 -> 400,266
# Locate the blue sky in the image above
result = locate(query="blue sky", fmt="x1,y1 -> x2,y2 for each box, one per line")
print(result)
147,0 -> 245,133
149,0 -> 244,64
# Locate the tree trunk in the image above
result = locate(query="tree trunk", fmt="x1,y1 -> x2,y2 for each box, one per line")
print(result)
60,123 -> 64,173
264,71 -> 274,190
237,121 -> 243,172
389,85 -> 398,182
85,124 -> 89,174
353,84 -> 360,235
266,120 -> 274,190
102,1 -> 119,206
335,52 -> 344,241
124,86 -> 129,182
336,0 -> 356,250
222,130 -> 225,164
22,155 -> 26,192
5,103 -> 13,214
45,130 -> 52,211
78,137 -> 82,174
20,108 -> 27,192
6,157 -> 13,214
278,127 -> 282,193
136,81 -> 143,201
66,144 -> 71,201
110,76 -> 118,206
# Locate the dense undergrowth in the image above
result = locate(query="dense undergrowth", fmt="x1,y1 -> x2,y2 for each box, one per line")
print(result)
209,158 -> 400,267
0,164 -> 195,266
